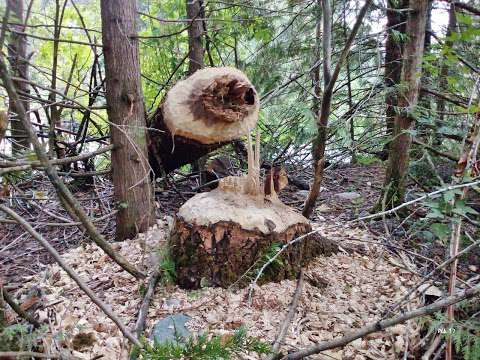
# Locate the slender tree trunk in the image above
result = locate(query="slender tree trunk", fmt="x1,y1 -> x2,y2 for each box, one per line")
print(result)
302,0 -> 331,219
48,0 -> 67,160
186,0 -> 204,75
7,0 -> 30,154
384,0 -> 407,144
377,0 -> 429,209
303,0 -> 371,218
100,0 -> 154,241
436,3 -> 457,145
416,0 -> 433,147
187,0 -> 208,183
312,0 -> 321,118
343,2 -> 355,164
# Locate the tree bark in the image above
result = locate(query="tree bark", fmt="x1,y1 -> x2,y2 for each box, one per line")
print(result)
436,3 -> 457,145
186,0 -> 208,183
384,0 -> 407,141
303,0 -> 331,220
170,191 -> 337,289
378,0 -> 429,209
100,0 -> 154,241
7,0 -> 30,153
186,0 -> 204,75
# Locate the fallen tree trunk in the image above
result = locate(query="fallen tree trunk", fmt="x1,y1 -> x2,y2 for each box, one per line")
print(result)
147,67 -> 259,174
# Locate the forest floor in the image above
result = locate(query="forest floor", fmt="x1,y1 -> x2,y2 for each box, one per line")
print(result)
2,164 -> 458,359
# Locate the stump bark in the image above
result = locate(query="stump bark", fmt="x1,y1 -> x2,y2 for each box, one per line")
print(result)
170,190 -> 337,289
147,67 -> 259,174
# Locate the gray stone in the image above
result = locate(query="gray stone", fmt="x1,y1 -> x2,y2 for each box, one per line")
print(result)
297,190 -> 310,197
334,192 -> 362,201
151,314 -> 192,345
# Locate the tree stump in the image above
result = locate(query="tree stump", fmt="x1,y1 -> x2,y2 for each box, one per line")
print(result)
170,189 -> 337,289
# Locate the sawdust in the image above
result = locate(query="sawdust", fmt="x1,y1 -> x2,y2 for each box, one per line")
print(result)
9,216 -> 424,359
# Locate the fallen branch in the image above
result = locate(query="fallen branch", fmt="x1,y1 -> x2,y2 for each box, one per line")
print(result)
0,145 -> 114,168
134,269 -> 161,338
282,283 -> 480,359
266,271 -> 304,360
0,204 -> 141,348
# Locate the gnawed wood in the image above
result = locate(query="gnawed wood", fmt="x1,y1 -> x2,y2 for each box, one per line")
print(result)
170,190 -> 337,289
147,67 -> 259,174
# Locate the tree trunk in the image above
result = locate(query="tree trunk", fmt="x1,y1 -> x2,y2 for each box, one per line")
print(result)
186,0 -> 208,183
302,0 -> 371,218
186,0 -> 204,75
302,0 -> 331,219
7,0 -> 30,154
436,3 -> 457,145
100,0 -> 154,241
48,0 -> 67,161
384,0 -> 407,142
147,67 -> 260,174
377,0 -> 429,209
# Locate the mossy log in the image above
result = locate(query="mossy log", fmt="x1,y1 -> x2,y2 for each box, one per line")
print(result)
169,190 -> 337,289
147,67 -> 259,174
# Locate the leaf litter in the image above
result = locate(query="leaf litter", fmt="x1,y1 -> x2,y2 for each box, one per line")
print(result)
8,214 -> 427,360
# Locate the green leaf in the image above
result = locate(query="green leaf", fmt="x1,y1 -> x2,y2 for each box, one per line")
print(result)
452,200 -> 479,217
431,223 -> 450,240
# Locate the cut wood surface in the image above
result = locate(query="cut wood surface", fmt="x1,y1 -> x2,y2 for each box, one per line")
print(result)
148,67 -> 259,174
170,189 -> 337,289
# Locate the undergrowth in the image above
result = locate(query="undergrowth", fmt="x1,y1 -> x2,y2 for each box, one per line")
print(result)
138,326 -> 271,360
0,323 -> 46,352
427,303 -> 480,360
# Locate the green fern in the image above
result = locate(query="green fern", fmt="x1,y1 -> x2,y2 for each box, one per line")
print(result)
427,308 -> 480,360
158,248 -> 176,285
139,326 -> 271,360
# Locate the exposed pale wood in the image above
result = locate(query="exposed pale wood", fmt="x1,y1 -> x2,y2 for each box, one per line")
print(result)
147,67 -> 259,174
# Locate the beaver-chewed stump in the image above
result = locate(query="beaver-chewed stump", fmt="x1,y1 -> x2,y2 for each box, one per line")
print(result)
169,189 -> 337,289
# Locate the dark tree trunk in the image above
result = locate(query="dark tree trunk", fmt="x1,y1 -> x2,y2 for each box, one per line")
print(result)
378,0 -> 429,209
48,0 -> 67,162
384,0 -> 407,141
7,0 -> 30,154
100,0 -> 154,241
